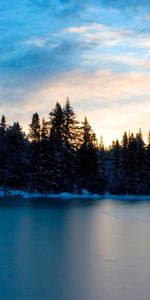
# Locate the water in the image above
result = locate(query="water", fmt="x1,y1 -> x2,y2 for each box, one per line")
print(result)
0,197 -> 150,300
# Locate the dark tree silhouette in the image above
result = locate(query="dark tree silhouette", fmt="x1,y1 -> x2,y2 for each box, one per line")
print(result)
0,101 -> 149,195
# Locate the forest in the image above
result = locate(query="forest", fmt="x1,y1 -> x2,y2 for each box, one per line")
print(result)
0,98 -> 150,195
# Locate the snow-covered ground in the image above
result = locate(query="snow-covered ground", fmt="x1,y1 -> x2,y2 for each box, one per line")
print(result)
104,194 -> 150,200
0,189 -> 101,199
0,189 -> 150,200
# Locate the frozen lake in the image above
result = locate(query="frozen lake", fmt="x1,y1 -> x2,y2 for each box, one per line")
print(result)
0,197 -> 150,300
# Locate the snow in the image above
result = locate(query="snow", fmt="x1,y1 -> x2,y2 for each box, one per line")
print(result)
1,188 -> 150,200
0,189 -> 101,199
104,193 -> 150,200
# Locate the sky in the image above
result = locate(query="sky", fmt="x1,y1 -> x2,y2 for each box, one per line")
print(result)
0,0 -> 150,145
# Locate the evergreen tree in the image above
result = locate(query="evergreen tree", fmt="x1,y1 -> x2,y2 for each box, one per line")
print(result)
28,113 -> 41,143
120,131 -> 129,193
78,117 -> 100,193
41,118 -> 49,141
48,103 -> 65,192
97,136 -> 107,194
28,113 -> 41,191
135,129 -> 147,194
62,98 -> 81,192
48,132 -> 64,193
106,140 -> 124,194
6,122 -> 29,189
49,102 -> 64,142
0,100 -> 149,196
63,97 -> 81,149
0,115 -> 7,187
99,136 -> 105,151
127,133 -> 139,194
37,118 -> 50,192
146,131 -> 150,193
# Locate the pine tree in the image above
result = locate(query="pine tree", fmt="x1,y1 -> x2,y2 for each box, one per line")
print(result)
49,102 -> 64,142
0,115 -> 7,187
48,103 -> 65,192
78,117 -> 100,193
6,122 -> 29,189
0,100 -> 149,196
99,136 -> 105,151
120,131 -> 129,193
135,129 -> 147,194
106,140 -> 124,194
62,98 -> 81,192
28,113 -> 41,143
63,97 -> 81,149
28,113 -> 41,191
127,133 -> 139,194
41,118 -> 49,141
146,131 -> 150,193
97,136 -> 107,194
48,133 -> 65,193
39,119 -> 51,192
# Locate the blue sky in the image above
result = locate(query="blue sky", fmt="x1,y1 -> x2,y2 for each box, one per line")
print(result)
0,0 -> 150,144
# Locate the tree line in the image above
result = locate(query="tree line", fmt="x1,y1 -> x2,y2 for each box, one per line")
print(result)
0,98 -> 150,195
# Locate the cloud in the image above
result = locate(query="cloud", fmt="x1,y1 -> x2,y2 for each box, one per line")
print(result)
24,38 -> 47,48
65,26 -> 88,33
1,0 -> 150,145
100,0 -> 150,10
1,0 -> 150,82
64,23 -> 132,44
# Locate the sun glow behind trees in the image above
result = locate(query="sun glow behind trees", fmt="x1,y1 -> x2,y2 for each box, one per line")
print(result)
0,99 -> 150,195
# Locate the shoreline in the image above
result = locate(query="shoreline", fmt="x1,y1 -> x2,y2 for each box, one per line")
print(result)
1,189 -> 150,200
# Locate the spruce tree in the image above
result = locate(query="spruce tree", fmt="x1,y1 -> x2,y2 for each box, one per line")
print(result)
39,119 -> 51,192
106,140 -> 123,194
135,129 -> 147,194
49,102 -> 64,142
28,113 -> 41,191
28,113 -> 41,143
63,97 -> 81,149
97,136 -> 107,194
6,122 -> 29,189
62,98 -> 81,192
48,103 -> 65,192
120,131 -> 129,193
0,115 -> 7,188
146,131 -> 150,193
78,117 -> 100,193
127,133 -> 139,194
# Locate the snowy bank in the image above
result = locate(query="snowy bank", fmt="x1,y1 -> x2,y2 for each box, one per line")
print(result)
1,189 -> 150,200
0,189 -> 101,199
104,193 -> 150,201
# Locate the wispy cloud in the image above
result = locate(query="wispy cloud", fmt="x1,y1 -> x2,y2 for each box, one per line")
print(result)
65,26 -> 88,33
1,0 -> 150,144
24,38 -> 47,48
